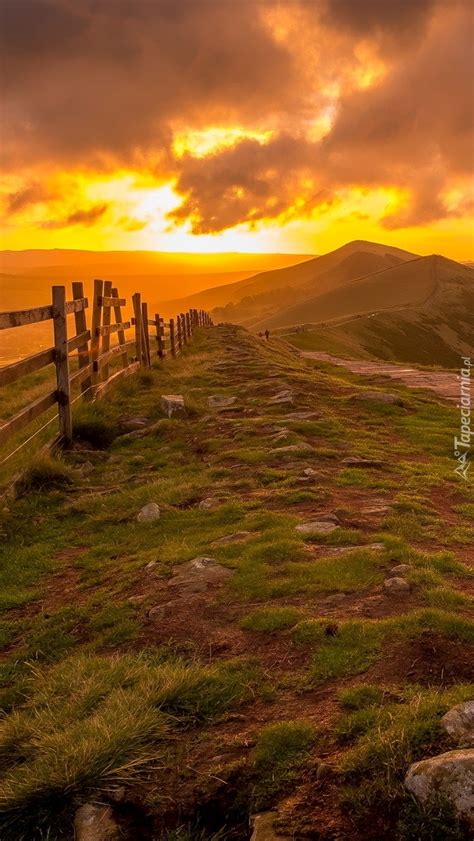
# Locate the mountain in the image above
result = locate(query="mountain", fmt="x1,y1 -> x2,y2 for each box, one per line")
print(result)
166,240 -> 417,317
280,255 -> 474,367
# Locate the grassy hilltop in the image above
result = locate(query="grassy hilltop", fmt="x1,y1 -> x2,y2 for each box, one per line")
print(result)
0,325 -> 473,840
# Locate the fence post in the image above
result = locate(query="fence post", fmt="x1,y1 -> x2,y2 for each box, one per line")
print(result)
72,281 -> 91,396
154,313 -> 163,359
141,301 -> 151,367
89,278 -> 104,399
111,287 -> 129,370
179,313 -> 187,345
176,314 -> 182,351
169,317 -> 176,357
186,311 -> 191,339
132,293 -> 142,366
100,280 -> 113,383
52,285 -> 72,444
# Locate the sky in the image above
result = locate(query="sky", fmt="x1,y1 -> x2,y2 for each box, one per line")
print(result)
1,0 -> 473,258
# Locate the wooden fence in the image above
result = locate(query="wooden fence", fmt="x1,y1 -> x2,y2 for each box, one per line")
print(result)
0,281 -> 213,450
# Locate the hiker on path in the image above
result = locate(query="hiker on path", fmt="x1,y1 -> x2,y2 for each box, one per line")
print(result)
265,329 -> 270,341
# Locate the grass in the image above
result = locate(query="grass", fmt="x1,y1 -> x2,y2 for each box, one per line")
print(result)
241,606 -> 303,632
0,652 -> 259,835
251,720 -> 316,808
14,454 -> 74,497
1,323 -> 473,839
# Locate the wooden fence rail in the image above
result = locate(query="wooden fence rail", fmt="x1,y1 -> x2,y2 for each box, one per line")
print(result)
0,283 -> 213,452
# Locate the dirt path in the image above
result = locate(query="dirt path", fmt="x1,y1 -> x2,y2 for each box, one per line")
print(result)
301,351 -> 458,401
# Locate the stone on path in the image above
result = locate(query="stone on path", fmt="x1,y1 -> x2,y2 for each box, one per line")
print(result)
296,520 -> 338,536
167,556 -> 233,593
442,701 -> 474,748
137,502 -> 161,523
74,804 -> 120,841
161,394 -> 185,418
405,749 -> 474,828
327,542 -> 385,555
285,411 -> 320,421
342,456 -> 383,468
208,394 -> 238,409
212,531 -> 252,545
270,390 -> 294,405
350,390 -> 404,406
271,443 -> 313,455
391,563 -> 411,575
250,812 -> 290,840
383,576 -> 410,595
198,497 -> 220,510
117,415 -> 149,432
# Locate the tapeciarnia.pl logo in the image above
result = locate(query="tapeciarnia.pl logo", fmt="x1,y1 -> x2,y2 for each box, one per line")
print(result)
454,356 -> 472,481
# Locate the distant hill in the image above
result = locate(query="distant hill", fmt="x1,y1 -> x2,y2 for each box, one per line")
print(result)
281,255 -> 474,368
166,240 -> 416,316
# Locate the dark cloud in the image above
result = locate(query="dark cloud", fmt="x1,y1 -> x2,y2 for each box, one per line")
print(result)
0,0 -> 472,233
40,203 -> 109,229
321,0 -> 436,42
5,183 -> 50,213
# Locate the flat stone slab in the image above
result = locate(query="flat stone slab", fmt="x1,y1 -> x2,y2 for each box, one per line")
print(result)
211,530 -> 253,545
161,394 -> 185,418
296,520 -> 338,536
327,542 -> 385,554
342,457 -> 383,468
391,563 -> 411,575
270,443 -> 313,455
270,390 -> 294,404
285,411 -> 320,420
208,395 -> 238,408
167,556 -> 233,593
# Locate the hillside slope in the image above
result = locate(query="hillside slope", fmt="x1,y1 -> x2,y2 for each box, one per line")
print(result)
1,325 -> 472,840
283,256 -> 474,367
166,240 -> 417,315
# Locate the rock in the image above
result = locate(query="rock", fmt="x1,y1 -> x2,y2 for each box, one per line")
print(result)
328,542 -> 385,555
144,561 -> 157,570
442,701 -> 474,748
208,394 -> 238,409
270,443 -> 313,454
107,786 -> 126,803
198,497 -> 220,510
316,762 -> 335,780
161,394 -> 185,418
250,811 -> 289,840
137,502 -> 161,523
296,520 -> 338,536
342,456 -> 383,468
350,391 -> 404,406
212,531 -> 252,545
361,505 -> 389,515
74,804 -> 120,841
118,415 -> 149,432
390,563 -> 411,575
270,390 -> 294,405
148,604 -> 170,620
405,749 -> 474,827
285,411 -> 320,420
167,557 -> 233,593
303,467 -> 319,477
383,576 -> 410,595
128,594 -> 147,604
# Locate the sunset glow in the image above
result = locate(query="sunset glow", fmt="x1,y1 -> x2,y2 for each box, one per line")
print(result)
1,1 -> 472,259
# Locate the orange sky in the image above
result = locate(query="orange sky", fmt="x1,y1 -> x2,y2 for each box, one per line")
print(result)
1,1 -> 473,259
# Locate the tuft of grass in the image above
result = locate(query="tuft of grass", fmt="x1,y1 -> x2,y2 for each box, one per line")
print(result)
241,606 -> 303,632
252,720 -> 316,808
338,684 -> 392,711
423,587 -> 471,611
0,653 -> 259,832
14,455 -> 74,497
72,403 -> 119,448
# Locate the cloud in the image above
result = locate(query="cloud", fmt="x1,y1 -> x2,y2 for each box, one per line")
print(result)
5,183 -> 51,213
40,203 -> 109,229
0,0 -> 472,235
